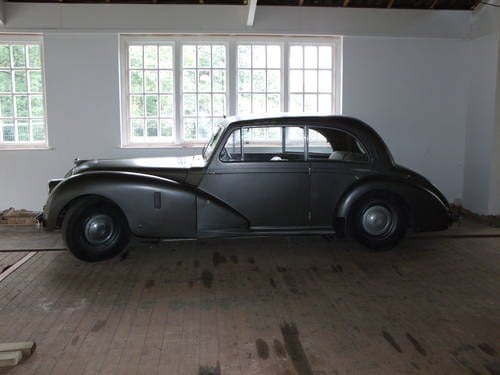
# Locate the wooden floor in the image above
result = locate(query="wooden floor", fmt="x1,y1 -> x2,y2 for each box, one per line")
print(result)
0,232 -> 499,374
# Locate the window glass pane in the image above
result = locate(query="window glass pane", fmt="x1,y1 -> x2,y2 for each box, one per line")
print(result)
183,94 -> 196,116
318,70 -> 332,93
252,45 -> 266,69
318,46 -> 332,69
145,95 -> 158,116
131,119 -> 144,137
238,93 -> 251,113
267,70 -> 280,92
267,94 -> 280,113
159,95 -> 174,117
130,70 -> 143,93
159,46 -> 173,69
289,43 -> 335,115
144,46 -> 158,69
198,45 -> 211,68
144,70 -> 158,93
181,43 -> 227,142
183,70 -> 196,92
198,70 -> 211,92
183,118 -> 196,140
129,46 -> 143,68
252,70 -> 266,93
159,70 -> 173,93
212,45 -> 226,68
0,95 -> 13,117
285,127 -> 304,155
304,70 -> 318,93
0,71 -> 11,92
304,46 -> 317,68
237,44 -> 282,115
30,95 -> 44,117
289,46 -> 303,69
130,95 -> 144,117
12,46 -> 26,68
31,119 -> 45,141
1,39 -> 46,146
212,70 -> 225,92
0,46 -> 10,68
147,119 -> 158,137
308,127 -> 368,162
238,70 -> 251,92
183,45 -> 196,68
220,129 -> 241,162
267,45 -> 281,69
14,71 -> 27,93
160,119 -> 173,137
15,95 -> 28,117
198,94 -> 211,116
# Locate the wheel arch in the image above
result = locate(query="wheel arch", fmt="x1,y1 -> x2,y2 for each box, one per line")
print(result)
334,178 -> 413,236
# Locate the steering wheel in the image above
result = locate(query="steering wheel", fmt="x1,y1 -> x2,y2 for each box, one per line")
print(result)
220,147 -> 232,161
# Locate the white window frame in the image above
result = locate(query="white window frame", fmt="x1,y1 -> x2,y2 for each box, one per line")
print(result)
120,35 -> 342,148
0,34 -> 49,150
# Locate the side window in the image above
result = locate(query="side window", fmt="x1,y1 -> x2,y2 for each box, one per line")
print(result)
219,126 -> 305,162
308,127 -> 369,163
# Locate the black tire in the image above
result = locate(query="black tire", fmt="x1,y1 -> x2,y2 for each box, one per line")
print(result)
348,192 -> 408,250
62,199 -> 130,262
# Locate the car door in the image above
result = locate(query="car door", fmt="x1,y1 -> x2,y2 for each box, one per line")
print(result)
199,124 -> 310,228
307,125 -> 371,227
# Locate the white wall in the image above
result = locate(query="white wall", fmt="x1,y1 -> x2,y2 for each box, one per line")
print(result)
0,3 -> 485,212
343,36 -> 466,202
462,7 -> 500,215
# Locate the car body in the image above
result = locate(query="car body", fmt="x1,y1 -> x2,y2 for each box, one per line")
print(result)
41,115 -> 453,261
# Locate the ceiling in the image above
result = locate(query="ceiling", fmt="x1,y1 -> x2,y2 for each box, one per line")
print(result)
6,0 -> 481,10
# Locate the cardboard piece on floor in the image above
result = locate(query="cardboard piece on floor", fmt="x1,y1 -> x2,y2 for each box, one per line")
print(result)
0,351 -> 22,367
0,341 -> 36,358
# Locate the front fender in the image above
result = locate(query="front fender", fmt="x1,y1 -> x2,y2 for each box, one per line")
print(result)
336,177 -> 451,232
44,171 -> 197,238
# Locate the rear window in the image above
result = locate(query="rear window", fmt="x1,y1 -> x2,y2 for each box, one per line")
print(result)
308,127 -> 369,163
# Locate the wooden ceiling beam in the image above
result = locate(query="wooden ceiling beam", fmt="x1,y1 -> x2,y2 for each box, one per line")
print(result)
246,0 -> 257,27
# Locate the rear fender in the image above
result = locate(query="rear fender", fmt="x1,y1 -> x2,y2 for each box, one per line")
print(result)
336,177 -> 450,233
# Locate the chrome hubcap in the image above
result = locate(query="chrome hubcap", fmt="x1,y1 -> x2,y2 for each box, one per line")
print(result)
362,205 -> 392,236
84,214 -> 115,245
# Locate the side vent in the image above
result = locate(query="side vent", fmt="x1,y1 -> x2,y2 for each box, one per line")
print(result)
153,192 -> 162,209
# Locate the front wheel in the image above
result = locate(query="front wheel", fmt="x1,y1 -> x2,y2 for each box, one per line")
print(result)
348,193 -> 408,250
62,199 -> 130,262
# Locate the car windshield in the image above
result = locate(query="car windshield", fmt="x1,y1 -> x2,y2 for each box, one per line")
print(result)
202,122 -> 226,160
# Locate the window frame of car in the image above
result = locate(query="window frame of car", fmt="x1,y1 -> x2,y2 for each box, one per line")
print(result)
306,125 -> 372,164
216,122 -> 372,165
217,123 -> 308,164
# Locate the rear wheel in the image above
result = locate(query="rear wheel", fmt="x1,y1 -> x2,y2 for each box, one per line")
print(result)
348,193 -> 408,249
62,199 -> 130,262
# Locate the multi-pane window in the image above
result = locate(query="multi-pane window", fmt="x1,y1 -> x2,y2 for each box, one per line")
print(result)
0,37 -> 47,148
121,36 -> 341,147
127,43 -> 175,143
237,44 -> 281,114
289,45 -> 335,113
182,44 -> 227,142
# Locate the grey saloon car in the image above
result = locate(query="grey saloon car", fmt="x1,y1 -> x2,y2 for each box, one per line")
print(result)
41,115 -> 453,261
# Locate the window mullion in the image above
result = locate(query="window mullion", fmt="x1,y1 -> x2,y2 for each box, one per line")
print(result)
228,41 -> 237,116
175,40 -> 183,144
283,42 -> 289,113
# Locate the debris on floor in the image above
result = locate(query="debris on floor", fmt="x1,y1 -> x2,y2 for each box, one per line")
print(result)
0,342 -> 36,368
0,208 -> 38,226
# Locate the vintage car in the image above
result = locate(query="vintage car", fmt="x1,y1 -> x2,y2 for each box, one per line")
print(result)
41,115 -> 453,261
